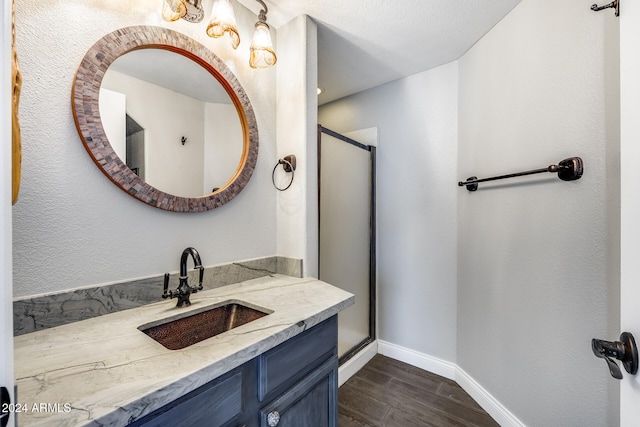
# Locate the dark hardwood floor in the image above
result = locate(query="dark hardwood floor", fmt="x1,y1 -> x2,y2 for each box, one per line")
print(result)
338,354 -> 499,427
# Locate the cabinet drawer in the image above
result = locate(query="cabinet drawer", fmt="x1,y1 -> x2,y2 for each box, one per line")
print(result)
259,355 -> 338,427
258,316 -> 337,401
129,366 -> 244,427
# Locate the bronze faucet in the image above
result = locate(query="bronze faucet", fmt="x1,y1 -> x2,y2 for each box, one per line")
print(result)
162,247 -> 204,307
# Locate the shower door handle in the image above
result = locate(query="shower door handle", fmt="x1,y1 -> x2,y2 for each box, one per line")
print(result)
592,332 -> 638,379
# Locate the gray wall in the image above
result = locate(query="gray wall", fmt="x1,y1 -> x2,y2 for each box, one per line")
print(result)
319,62 -> 459,364
457,0 -> 619,425
320,0 -> 620,424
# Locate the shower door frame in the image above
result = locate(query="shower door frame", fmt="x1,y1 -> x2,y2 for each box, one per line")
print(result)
318,125 -> 376,365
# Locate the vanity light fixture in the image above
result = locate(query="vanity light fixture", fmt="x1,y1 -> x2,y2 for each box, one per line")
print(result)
162,0 -> 205,23
162,0 -> 187,22
206,0 -> 241,49
249,0 -> 277,68
162,0 -> 276,69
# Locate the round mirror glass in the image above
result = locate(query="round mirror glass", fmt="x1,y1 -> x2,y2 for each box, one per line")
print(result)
100,49 -> 243,198
72,26 -> 258,212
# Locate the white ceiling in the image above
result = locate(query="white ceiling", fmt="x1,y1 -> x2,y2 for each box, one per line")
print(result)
238,0 -> 523,104
109,49 -> 232,104
113,1 -> 523,106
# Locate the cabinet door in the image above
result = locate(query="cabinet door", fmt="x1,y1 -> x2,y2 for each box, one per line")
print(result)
258,316 -> 337,402
129,364 -> 246,427
259,356 -> 338,427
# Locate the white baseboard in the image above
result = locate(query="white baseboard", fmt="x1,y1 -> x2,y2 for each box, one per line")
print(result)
455,367 -> 526,427
338,340 -> 378,387
377,340 -> 525,427
378,340 -> 457,380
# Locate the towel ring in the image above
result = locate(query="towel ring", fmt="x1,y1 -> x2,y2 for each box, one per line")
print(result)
272,155 -> 296,191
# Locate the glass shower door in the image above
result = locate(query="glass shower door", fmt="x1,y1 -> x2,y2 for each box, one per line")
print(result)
319,126 -> 375,362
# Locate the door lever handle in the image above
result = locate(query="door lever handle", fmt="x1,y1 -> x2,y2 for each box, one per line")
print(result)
592,332 -> 638,379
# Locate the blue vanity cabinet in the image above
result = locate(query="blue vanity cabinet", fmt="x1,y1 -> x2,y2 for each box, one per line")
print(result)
258,356 -> 338,427
128,361 -> 252,427
257,316 -> 338,427
130,316 -> 338,427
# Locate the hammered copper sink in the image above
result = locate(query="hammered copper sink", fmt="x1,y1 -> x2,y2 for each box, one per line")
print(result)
139,302 -> 270,350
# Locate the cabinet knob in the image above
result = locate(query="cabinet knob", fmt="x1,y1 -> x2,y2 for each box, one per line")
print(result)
267,410 -> 280,426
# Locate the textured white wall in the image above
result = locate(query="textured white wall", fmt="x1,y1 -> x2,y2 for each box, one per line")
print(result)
275,15 -> 318,278
13,0 -> 278,297
457,0 -> 619,425
318,62 -> 459,363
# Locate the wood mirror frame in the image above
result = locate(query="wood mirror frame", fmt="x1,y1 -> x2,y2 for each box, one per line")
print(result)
72,26 -> 258,213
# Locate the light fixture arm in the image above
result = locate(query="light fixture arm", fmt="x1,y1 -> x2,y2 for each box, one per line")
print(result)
183,0 -> 205,23
164,0 -> 276,68
591,0 -> 619,17
255,0 -> 269,23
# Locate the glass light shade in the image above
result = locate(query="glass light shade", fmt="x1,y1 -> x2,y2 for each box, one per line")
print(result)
206,0 -> 240,49
162,0 -> 187,22
250,22 -> 277,68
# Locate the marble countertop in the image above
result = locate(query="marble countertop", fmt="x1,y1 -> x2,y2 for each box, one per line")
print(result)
13,275 -> 354,427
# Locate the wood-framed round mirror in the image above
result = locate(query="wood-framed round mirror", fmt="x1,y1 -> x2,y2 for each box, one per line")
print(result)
72,26 -> 258,212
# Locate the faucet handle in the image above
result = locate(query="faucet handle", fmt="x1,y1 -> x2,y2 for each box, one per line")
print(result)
197,266 -> 204,290
162,273 -> 173,299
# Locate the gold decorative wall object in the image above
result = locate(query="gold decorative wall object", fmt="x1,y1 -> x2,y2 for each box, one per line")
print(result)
11,0 -> 22,205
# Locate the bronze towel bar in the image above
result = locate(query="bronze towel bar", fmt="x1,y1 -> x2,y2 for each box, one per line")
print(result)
458,156 -> 583,191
